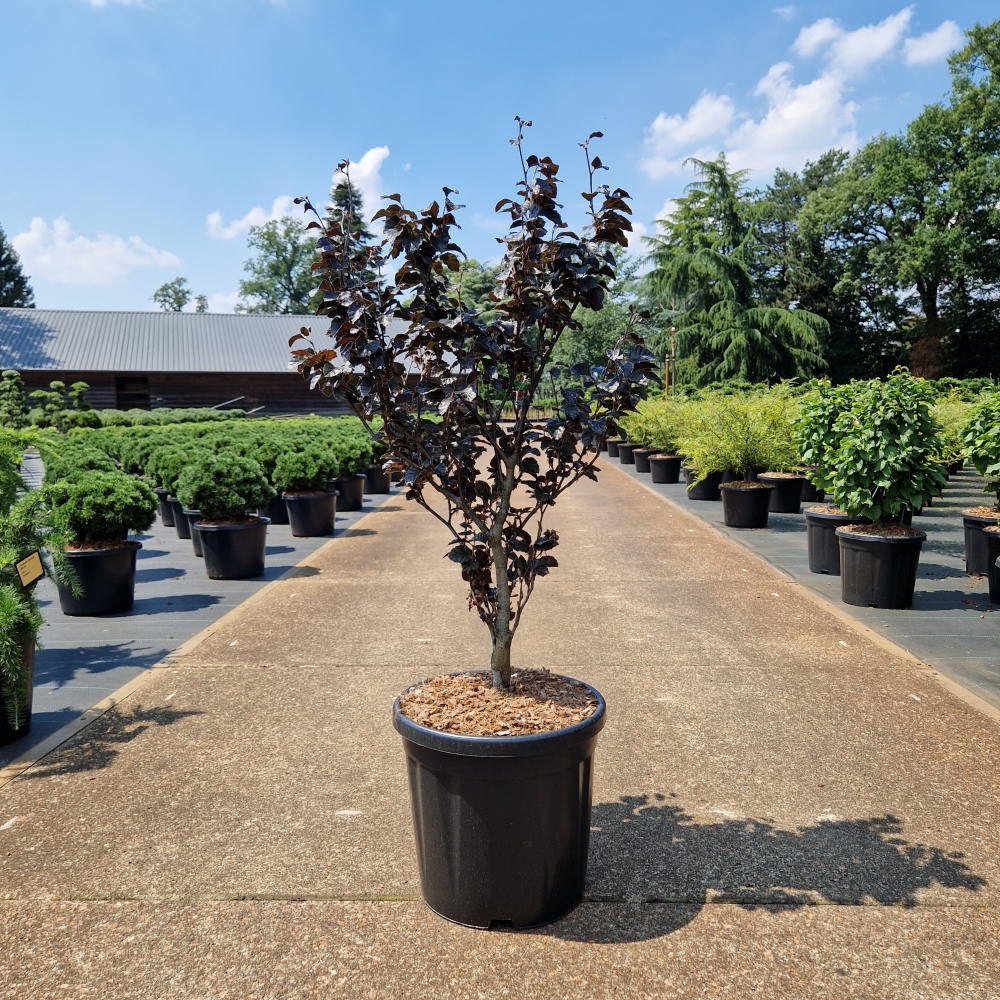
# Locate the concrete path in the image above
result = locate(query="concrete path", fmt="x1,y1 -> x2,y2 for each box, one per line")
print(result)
615,459 -> 1000,714
0,491 -> 398,770
0,470 -> 998,998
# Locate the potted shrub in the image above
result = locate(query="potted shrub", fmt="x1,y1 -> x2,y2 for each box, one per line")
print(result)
146,444 -> 205,535
176,455 -> 275,579
329,437 -> 372,512
290,131 -> 655,927
829,371 -> 945,609
272,447 -> 338,537
960,394 -> 1000,575
981,522 -> 1000,603
794,380 -> 865,574
45,471 -> 158,615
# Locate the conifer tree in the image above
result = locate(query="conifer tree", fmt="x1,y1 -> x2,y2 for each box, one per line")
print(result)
0,226 -> 34,308
0,371 -> 29,429
325,178 -> 373,243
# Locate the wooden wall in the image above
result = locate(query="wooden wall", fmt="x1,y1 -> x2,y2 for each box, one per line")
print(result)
19,371 -> 349,415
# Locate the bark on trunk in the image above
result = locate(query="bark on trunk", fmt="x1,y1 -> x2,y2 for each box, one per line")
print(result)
491,537 -> 513,691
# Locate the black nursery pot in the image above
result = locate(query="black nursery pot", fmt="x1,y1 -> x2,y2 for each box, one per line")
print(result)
257,494 -> 290,526
649,455 -> 682,484
836,527 -> 926,609
618,442 -> 637,465
805,507 -> 866,575
684,467 -> 722,501
198,517 -> 269,580
393,679 -> 606,929
983,528 -> 1000,603
0,639 -> 34,746
364,464 -> 392,494
183,509 -> 203,557
169,498 -> 191,539
757,473 -> 805,514
284,491 -> 336,537
56,542 -> 141,616
633,448 -> 651,474
154,487 -> 175,528
606,439 -> 624,459
720,483 -> 773,528
328,474 -> 365,512
800,480 -> 825,503
963,512 -> 999,575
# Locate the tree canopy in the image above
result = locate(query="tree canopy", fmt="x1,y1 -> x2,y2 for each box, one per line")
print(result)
0,225 -> 34,308
236,217 -> 317,315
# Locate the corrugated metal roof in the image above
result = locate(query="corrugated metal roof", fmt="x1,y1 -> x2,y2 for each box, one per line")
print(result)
0,309 -> 352,374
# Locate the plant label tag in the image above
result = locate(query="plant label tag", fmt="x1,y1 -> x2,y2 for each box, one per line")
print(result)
15,550 -> 44,589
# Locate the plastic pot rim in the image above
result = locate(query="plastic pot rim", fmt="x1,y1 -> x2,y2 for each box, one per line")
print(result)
392,674 -> 606,758
61,540 -> 142,557
835,526 -> 927,544
195,516 -> 271,532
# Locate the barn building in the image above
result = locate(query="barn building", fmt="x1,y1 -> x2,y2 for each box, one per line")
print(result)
0,309 -> 348,414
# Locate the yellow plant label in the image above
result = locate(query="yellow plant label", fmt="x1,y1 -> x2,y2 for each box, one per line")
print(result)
15,550 -> 44,588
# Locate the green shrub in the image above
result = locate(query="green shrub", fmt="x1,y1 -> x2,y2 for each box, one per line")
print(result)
0,371 -> 29,430
29,381 -> 68,432
145,444 -> 207,494
0,583 -> 41,731
620,397 -> 681,452
828,370 -> 946,521
961,394 -> 1000,503
46,471 -> 158,543
272,446 -> 339,491
175,455 -> 275,518
793,380 -> 862,491
41,444 -> 117,484
931,390 -> 972,467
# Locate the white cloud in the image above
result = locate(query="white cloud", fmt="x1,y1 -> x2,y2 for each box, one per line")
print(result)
903,21 -> 963,65
772,5 -> 795,18
206,195 -> 295,240
331,146 -> 390,220
640,8 -> 954,181
206,291 -> 240,313
12,217 -> 178,286
640,93 -> 736,178
626,220 -> 648,250
83,0 -> 144,6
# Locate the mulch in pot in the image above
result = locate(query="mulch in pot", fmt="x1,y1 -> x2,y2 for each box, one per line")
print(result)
399,669 -> 598,737
840,522 -> 922,538
66,539 -> 135,550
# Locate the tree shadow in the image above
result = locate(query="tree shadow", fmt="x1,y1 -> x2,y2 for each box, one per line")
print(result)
129,594 -> 222,615
545,794 -> 986,943
339,527 -> 377,538
22,702 -> 202,778
34,642 -> 168,687
135,566 -> 187,584
283,565 -> 320,579
916,562 -> 973,581
911,589 -> 992,611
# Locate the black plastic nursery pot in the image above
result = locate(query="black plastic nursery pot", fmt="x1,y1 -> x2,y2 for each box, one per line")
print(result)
963,511 -> 999,575
393,679 -> 606,929
169,498 -> 192,539
284,491 -> 336,537
805,507 -> 866,575
257,493 -> 290,526
198,517 -> 269,580
0,639 -> 34,746
756,473 -> 804,513
649,455 -> 682,484
983,527 -> 1000,603
800,480 -> 825,503
633,448 -> 651,474
328,474 -> 365,512
364,464 -> 392,494
606,439 -> 624,459
684,467 -> 722,501
56,542 -> 141,616
721,468 -> 760,483
154,487 -> 175,528
183,509 -> 204,557
948,459 -> 964,475
720,482 -> 773,528
617,442 -> 637,465
836,527 -> 926,609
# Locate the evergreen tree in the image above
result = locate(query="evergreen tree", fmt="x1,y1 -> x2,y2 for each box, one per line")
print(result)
0,226 -> 34,308
0,371 -> 29,429
325,178 -> 373,243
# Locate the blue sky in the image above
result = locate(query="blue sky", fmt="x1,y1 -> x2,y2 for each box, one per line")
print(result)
1,0 -> 994,312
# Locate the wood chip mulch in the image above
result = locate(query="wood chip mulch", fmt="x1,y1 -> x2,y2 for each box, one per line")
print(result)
399,669 -> 598,737
963,506 -> 1000,518
66,539 -> 135,550
841,522 -> 922,538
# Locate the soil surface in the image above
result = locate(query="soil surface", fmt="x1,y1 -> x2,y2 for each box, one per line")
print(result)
65,538 -> 137,550
759,472 -> 803,479
963,506 -> 1000,518
806,504 -> 845,514
841,522 -> 922,538
398,669 -> 598,736
199,515 -> 262,527
721,481 -> 771,490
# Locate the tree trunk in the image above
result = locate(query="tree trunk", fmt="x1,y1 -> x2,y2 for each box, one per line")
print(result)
910,279 -> 943,378
491,538 -> 513,691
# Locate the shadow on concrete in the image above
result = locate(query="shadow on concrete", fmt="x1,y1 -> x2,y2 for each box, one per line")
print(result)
339,528 -> 377,538
34,643 -> 167,687
21,703 -> 202,778
547,794 -> 986,943
135,566 -> 188,584
283,565 -> 321,579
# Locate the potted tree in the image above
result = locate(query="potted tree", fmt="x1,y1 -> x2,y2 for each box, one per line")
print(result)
329,438 -> 372,511
830,371 -> 945,609
290,129 -> 655,927
146,444 -> 206,535
176,455 -> 275,579
45,471 -> 158,615
960,394 -> 1000,575
272,447 -> 338,536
